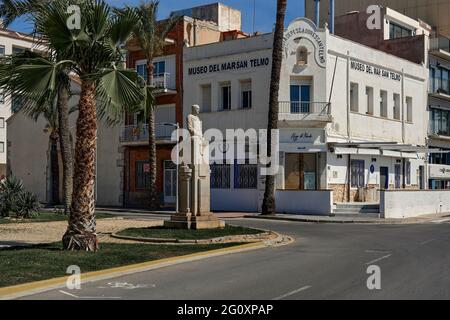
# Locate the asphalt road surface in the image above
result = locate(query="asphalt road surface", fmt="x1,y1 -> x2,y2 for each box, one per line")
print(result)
19,217 -> 450,300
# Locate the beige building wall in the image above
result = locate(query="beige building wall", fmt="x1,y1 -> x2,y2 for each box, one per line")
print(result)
7,81 -> 123,207
305,0 -> 450,36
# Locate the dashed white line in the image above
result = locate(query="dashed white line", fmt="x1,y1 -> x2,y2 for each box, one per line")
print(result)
420,239 -> 436,245
365,254 -> 392,265
272,286 -> 312,300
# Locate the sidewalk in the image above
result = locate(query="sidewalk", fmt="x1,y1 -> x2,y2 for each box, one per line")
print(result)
245,213 -> 450,224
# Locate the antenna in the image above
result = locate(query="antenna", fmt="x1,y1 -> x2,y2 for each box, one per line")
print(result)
252,0 -> 256,34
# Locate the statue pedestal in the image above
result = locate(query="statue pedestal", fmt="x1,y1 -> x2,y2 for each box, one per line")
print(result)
164,137 -> 224,230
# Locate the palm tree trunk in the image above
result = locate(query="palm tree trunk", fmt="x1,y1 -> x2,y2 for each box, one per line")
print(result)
49,133 -> 60,205
147,60 -> 158,210
261,0 -> 287,215
57,85 -> 73,215
62,80 -> 98,251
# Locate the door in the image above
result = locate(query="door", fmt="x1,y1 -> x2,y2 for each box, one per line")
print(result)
290,85 -> 311,113
380,167 -> 389,190
163,161 -> 177,204
395,164 -> 401,189
419,166 -> 425,190
284,153 -> 317,190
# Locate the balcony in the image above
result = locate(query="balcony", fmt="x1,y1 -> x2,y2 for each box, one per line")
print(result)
120,124 -> 176,145
278,101 -> 332,126
430,36 -> 450,60
151,73 -> 176,94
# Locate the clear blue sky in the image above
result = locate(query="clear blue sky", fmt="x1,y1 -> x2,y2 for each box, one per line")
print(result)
8,0 -> 306,34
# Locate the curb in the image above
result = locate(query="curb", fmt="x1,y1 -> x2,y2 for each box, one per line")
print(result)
0,242 -> 266,300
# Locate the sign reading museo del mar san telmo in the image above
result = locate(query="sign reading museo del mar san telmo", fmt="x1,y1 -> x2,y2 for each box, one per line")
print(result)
188,57 -> 270,76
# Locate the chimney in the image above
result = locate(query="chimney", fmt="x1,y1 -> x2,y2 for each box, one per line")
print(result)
329,0 -> 335,33
314,0 -> 320,27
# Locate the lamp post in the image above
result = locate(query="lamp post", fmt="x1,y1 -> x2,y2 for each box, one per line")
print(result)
161,122 -> 180,213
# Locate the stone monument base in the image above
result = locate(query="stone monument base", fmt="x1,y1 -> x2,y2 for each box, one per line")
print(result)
164,213 -> 225,230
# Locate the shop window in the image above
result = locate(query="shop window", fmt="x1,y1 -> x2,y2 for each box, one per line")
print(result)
201,84 -> 212,113
210,163 -> 231,189
220,82 -> 231,110
350,82 -> 359,112
351,160 -> 365,188
380,90 -> 388,118
393,93 -> 400,120
135,160 -> 150,189
240,80 -> 252,109
284,153 -> 317,190
234,162 -> 257,189
406,97 -> 413,123
366,86 -> 374,115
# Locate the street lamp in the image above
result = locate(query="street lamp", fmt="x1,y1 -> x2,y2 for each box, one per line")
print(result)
161,122 -> 180,213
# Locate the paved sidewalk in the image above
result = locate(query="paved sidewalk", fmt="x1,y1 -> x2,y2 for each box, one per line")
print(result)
245,212 -> 450,224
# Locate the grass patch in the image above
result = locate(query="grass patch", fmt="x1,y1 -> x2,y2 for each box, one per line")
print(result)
117,225 -> 264,240
0,212 -> 113,224
0,242 -> 241,288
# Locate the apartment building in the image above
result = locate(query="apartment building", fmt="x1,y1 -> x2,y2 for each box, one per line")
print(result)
123,3 -> 246,207
0,28 -> 42,178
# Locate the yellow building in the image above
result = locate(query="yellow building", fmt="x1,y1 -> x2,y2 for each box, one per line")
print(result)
305,0 -> 450,36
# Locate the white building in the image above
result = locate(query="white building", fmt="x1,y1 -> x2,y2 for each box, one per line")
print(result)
0,28 -> 43,177
183,17 -> 430,215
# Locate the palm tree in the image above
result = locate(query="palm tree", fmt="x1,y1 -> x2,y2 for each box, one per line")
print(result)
117,1 -> 182,210
261,0 -> 287,215
0,0 -> 144,251
0,0 -> 73,215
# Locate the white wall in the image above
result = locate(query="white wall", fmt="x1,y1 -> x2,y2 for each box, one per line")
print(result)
381,190 -> 450,219
211,189 -> 259,212
276,190 -> 333,215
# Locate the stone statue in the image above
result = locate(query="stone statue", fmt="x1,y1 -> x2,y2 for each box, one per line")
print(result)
187,105 -> 203,138
164,104 -> 224,230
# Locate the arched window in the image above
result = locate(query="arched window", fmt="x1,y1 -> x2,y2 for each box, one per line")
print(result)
297,46 -> 308,66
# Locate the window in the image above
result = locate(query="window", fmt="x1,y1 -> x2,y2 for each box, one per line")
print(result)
0,118 -> 4,128
389,22 -> 412,40
406,97 -> 413,123
351,160 -> 365,188
0,45 -> 4,56
201,84 -> 212,113
290,84 -> 311,113
430,108 -> 450,136
350,82 -> 359,112
284,153 -> 317,190
430,65 -> 450,94
234,163 -> 257,189
210,163 -> 231,189
153,61 -> 166,77
12,46 -> 25,54
240,80 -> 252,109
0,142 -> 4,153
366,86 -> 374,115
406,161 -> 411,185
220,82 -> 231,110
380,90 -> 388,118
135,161 -> 150,189
393,93 -> 400,120
136,64 -> 147,80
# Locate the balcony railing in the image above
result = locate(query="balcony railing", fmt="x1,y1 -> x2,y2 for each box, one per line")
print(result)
279,101 -> 331,115
151,73 -> 172,91
120,123 -> 175,144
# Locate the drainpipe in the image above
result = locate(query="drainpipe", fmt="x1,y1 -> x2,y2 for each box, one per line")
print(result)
314,0 -> 321,27
329,0 -> 335,34
346,51 -> 351,141
401,68 -> 405,144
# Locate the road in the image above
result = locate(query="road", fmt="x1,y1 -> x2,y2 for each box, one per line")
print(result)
20,217 -> 450,300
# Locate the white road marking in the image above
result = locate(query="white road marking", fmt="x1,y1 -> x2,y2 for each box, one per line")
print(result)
59,290 -> 121,299
420,239 -> 436,245
272,285 -> 312,300
365,249 -> 391,254
365,254 -> 392,265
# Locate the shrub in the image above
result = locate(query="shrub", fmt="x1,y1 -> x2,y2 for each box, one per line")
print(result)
17,191 -> 42,219
0,176 -> 24,217
0,176 -> 41,219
